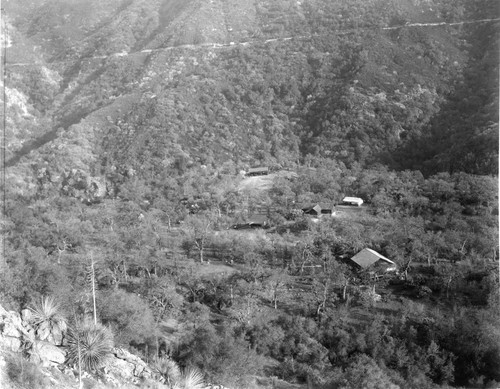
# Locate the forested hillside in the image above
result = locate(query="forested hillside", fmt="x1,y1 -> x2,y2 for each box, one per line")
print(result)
1,0 -> 499,388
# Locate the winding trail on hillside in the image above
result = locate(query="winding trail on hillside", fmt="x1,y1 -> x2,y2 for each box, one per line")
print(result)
7,17 -> 499,67
4,17 -> 499,168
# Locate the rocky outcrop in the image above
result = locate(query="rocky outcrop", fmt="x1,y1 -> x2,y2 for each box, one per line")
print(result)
0,304 -> 162,387
29,340 -> 66,367
109,348 -> 155,380
0,305 -> 31,353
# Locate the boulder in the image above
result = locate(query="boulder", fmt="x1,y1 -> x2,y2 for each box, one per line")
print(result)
0,336 -> 22,352
0,305 -> 8,317
113,348 -> 153,379
48,325 -> 64,346
30,340 -> 66,367
21,308 -> 32,323
106,357 -> 136,380
0,307 -> 31,352
2,320 -> 22,338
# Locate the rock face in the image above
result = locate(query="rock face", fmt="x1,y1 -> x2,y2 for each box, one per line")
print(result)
0,305 -> 31,353
106,357 -> 136,380
29,340 -> 66,367
106,347 -> 156,382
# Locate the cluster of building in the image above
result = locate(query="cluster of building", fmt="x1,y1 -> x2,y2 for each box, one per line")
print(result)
238,167 -> 397,278
301,196 -> 364,217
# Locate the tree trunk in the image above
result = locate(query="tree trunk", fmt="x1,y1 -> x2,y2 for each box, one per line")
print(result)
77,333 -> 83,389
90,258 -> 97,325
155,325 -> 160,360
446,276 -> 452,298
123,260 -> 128,281
316,301 -> 325,320
195,239 -> 204,263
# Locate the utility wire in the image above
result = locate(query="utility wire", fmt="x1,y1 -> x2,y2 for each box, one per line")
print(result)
5,17 -> 500,67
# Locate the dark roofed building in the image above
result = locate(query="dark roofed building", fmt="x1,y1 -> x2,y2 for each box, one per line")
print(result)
302,204 -> 322,216
350,248 -> 397,272
317,203 -> 334,215
231,215 -> 269,230
302,203 -> 334,217
247,167 -> 269,176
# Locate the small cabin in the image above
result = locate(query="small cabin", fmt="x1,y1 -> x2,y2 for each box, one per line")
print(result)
349,248 -> 397,273
342,196 -> 364,206
302,203 -> 334,217
231,215 -> 269,230
247,167 -> 269,176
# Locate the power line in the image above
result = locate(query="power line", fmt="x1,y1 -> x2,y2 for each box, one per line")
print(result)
5,17 -> 500,68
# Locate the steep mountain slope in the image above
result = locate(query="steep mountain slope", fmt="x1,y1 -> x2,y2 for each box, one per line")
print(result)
396,0 -> 500,175
3,0 -> 498,187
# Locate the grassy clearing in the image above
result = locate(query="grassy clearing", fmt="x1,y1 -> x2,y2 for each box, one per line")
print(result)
193,261 -> 237,277
238,171 -> 298,193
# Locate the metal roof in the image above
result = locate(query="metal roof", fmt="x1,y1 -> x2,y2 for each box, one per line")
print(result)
350,248 -> 395,269
343,197 -> 363,204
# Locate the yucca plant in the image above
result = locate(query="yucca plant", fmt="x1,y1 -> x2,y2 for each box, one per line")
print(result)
154,358 -> 205,389
29,296 -> 67,344
153,356 -> 181,387
66,319 -> 114,373
175,367 -> 205,389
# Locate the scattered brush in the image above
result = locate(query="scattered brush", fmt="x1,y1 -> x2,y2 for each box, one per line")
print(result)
6,353 -> 49,389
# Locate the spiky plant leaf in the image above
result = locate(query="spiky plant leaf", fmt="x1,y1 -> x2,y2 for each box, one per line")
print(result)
66,320 -> 114,372
29,296 -> 67,342
181,368 -> 205,389
154,356 -> 181,385
170,367 -> 205,389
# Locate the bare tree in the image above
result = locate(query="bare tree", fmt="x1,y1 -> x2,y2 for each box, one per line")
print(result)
86,253 -> 98,325
264,269 -> 291,309
182,212 -> 216,263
